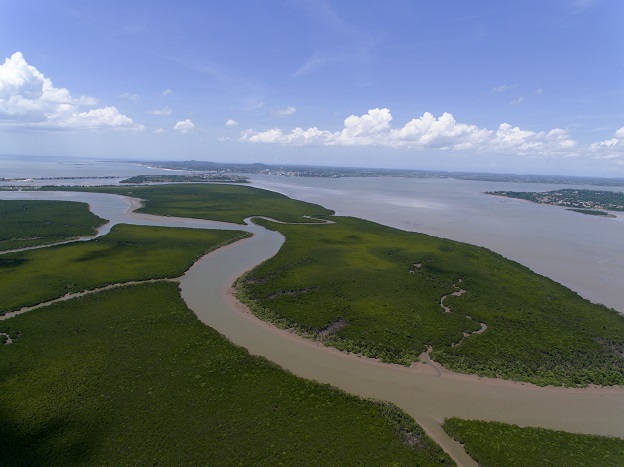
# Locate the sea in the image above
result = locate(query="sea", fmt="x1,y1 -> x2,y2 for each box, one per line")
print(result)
1,155 -> 623,313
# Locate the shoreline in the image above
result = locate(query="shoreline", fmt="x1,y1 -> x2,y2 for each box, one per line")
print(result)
222,278 -> 624,396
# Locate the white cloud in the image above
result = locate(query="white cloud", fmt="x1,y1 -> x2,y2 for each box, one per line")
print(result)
510,96 -> 525,105
119,92 -> 140,102
173,118 -> 195,133
225,119 -> 238,127
0,52 -> 142,130
271,106 -> 297,117
162,89 -> 173,96
240,108 -> 580,157
389,111 -> 491,150
535,88 -> 543,96
490,84 -> 516,93
590,127 -> 624,160
57,106 -> 142,130
148,106 -> 172,116
153,128 -> 165,134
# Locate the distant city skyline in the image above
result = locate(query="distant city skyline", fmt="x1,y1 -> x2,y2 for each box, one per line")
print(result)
1,1 -> 623,176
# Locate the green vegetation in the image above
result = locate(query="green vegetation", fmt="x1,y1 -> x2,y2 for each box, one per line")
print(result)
239,216 -> 624,386
567,208 -> 615,217
487,188 -> 624,212
0,208 -> 451,465
49,183 -> 333,224
120,174 -> 249,183
442,418 -> 624,466
0,224 -> 248,315
0,200 -> 106,251
0,284 -> 451,465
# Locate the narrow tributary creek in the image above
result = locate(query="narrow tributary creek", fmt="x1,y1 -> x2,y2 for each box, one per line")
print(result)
3,191 -> 624,466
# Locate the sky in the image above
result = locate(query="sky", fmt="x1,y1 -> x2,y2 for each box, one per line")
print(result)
0,0 -> 623,176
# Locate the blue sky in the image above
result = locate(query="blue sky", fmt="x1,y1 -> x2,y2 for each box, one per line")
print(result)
1,0 -> 623,176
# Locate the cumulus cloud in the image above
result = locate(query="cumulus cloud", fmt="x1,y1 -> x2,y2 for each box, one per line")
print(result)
225,119 -> 238,127
148,106 -> 172,116
271,105 -> 297,117
590,127 -> 624,160
240,108 -> 580,157
162,89 -> 173,96
57,106 -> 138,129
173,118 -> 195,133
0,52 -> 142,130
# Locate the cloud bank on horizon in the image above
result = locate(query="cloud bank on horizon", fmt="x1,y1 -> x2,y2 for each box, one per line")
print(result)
240,108 -> 624,161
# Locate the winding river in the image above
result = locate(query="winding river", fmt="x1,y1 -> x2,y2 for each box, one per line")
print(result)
2,190 -> 624,466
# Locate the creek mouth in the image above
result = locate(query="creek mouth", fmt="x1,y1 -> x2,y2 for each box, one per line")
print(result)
3,191 -> 624,466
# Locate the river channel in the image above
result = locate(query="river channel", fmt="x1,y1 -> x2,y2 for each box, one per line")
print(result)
2,190 -> 623,466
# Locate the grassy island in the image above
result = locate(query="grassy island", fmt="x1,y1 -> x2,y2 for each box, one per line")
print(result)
240,215 -> 624,387
46,183 -> 333,224
119,174 -> 249,184
0,224 -> 250,315
443,418 -> 624,466
0,200 -> 106,251
487,188 -> 624,213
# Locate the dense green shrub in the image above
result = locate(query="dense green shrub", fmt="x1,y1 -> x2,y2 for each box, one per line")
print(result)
241,216 -> 624,386
443,418 -> 624,466
0,200 -> 106,250
52,183 -> 334,224
0,283 -> 452,465
0,224 -> 248,314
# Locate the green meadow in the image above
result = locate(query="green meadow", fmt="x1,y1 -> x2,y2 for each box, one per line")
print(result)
442,418 -> 624,466
49,183 -> 334,224
0,200 -> 106,251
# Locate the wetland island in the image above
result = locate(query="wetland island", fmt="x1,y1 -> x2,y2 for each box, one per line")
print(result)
487,188 -> 624,217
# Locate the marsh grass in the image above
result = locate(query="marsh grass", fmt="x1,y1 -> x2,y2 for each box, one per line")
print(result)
242,216 -> 624,386
51,183 -> 334,224
442,418 -> 624,466
0,224 -> 249,314
0,200 -> 106,251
